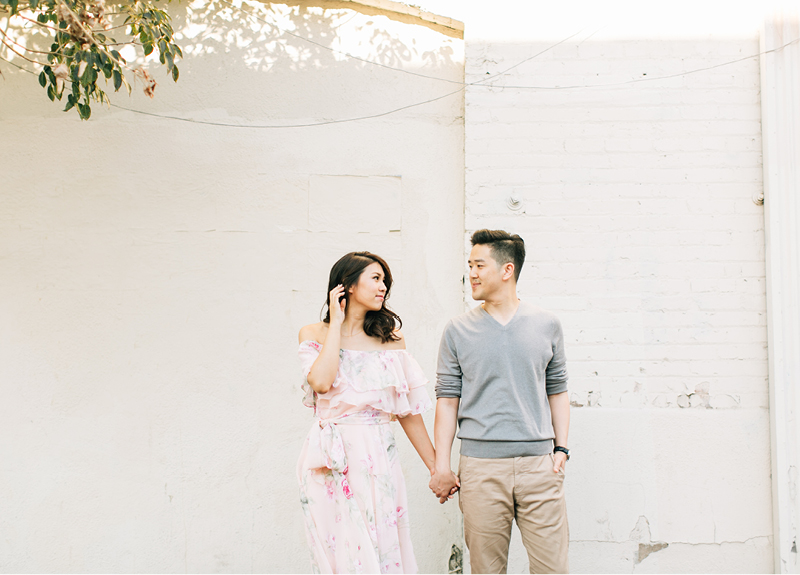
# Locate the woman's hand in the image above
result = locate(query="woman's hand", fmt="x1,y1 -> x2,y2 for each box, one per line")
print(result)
329,285 -> 346,325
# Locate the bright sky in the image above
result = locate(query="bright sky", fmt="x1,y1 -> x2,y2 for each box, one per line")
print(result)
419,0 -> 797,41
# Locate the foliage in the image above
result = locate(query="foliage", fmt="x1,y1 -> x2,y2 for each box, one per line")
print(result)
0,0 -> 182,119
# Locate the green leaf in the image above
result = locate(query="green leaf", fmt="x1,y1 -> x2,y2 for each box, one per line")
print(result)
38,71 -> 47,87
46,84 -> 55,101
80,64 -> 92,86
165,51 -> 173,69
64,99 -> 75,112
144,43 -> 154,56
29,0 -> 38,9
78,103 -> 91,120
8,0 -> 18,14
113,69 -> 122,91
172,65 -> 178,82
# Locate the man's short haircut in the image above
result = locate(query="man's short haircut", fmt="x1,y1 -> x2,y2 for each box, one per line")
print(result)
470,229 -> 526,282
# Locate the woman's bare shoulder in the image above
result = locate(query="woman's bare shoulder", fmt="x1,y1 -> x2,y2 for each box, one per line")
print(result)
382,329 -> 406,350
298,322 -> 328,344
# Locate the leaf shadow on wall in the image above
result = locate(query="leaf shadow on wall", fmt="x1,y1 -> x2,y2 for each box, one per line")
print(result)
133,0 -> 463,122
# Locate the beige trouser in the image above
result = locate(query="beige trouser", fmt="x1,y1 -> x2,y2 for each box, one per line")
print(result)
458,454 -> 569,574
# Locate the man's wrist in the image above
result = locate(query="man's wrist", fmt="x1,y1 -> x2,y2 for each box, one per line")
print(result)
554,446 -> 570,460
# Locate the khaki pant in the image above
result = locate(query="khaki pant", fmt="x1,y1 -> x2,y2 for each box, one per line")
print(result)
458,454 -> 569,574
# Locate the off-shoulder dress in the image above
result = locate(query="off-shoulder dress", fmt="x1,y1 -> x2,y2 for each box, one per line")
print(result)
296,340 -> 432,574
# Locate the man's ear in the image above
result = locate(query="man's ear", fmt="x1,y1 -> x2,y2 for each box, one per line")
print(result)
502,263 -> 515,281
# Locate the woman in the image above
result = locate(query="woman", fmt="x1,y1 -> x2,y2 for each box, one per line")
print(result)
296,252 -> 446,574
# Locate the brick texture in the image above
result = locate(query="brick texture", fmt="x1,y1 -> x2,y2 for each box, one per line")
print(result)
464,38 -> 767,411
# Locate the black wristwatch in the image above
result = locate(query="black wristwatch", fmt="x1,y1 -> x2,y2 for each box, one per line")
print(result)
554,446 -> 570,460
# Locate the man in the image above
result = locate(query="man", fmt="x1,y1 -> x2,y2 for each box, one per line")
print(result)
429,229 -> 571,574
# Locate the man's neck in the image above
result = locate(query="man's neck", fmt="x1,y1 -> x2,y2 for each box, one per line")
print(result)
481,292 -> 520,326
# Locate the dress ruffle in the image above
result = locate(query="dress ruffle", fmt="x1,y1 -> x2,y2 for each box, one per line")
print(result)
298,340 -> 432,417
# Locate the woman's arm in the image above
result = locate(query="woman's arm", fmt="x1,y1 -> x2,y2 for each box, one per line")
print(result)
397,414 -> 435,474
430,397 -> 460,503
303,285 -> 346,394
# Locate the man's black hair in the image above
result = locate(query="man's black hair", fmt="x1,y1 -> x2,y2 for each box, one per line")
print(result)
470,229 -> 526,282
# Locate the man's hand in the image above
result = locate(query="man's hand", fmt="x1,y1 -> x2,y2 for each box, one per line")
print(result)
429,468 -> 460,504
553,451 -> 567,474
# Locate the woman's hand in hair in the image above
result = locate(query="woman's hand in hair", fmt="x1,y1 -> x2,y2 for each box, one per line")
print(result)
329,284 -> 346,325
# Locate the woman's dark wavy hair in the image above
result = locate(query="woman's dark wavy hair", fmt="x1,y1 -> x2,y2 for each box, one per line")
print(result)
322,251 -> 402,343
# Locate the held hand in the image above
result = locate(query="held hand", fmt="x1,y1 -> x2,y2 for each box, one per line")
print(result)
553,451 -> 567,474
328,285 -> 346,325
429,469 -> 460,504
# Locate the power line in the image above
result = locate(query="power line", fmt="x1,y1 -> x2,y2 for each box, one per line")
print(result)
109,85 -> 466,128
486,36 -> 800,90
101,26 -> 577,128
2,15 -> 798,129
212,0 -> 799,94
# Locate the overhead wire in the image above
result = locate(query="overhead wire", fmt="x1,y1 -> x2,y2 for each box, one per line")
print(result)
1,4 -> 799,128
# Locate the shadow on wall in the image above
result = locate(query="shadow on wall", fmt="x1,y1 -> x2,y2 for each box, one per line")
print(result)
1,0 -> 463,122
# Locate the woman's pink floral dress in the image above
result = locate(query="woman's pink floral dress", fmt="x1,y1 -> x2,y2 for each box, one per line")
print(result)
297,340 -> 432,574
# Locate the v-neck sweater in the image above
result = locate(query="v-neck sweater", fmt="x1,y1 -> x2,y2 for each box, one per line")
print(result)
435,301 -> 569,458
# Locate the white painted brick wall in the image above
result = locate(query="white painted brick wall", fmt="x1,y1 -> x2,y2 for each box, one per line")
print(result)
464,37 -> 771,572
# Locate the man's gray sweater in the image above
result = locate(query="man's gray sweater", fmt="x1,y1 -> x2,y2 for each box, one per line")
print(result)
435,301 -> 569,458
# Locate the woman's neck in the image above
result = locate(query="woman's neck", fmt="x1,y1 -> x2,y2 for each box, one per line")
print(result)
341,305 -> 367,336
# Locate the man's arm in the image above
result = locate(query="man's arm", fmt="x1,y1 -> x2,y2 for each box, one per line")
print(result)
430,397 -> 460,503
548,391 -> 570,473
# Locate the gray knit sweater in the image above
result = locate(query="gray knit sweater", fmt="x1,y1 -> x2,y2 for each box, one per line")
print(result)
435,301 -> 569,458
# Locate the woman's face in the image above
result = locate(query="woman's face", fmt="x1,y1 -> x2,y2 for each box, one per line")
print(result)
348,262 -> 387,312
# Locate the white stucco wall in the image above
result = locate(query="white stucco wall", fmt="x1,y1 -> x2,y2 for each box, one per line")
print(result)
0,2 -> 465,571
460,8 -> 773,574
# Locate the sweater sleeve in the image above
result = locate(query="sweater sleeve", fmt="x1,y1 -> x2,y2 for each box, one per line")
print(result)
435,321 -> 463,398
545,316 -> 569,395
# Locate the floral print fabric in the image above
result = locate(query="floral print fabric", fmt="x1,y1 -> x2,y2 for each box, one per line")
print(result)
296,341 -> 431,574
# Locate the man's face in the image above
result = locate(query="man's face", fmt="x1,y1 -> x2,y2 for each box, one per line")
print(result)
468,244 -> 505,301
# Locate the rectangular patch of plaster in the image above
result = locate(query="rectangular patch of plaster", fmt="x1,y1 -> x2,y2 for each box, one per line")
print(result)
309,176 -> 401,234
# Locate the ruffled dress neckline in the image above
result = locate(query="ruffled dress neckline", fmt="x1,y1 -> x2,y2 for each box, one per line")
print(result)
297,340 -> 431,418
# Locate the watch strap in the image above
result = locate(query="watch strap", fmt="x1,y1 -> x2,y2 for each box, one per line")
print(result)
554,446 -> 570,460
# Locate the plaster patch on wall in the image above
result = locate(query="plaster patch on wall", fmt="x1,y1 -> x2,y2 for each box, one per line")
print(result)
309,175 -> 401,233
637,542 -> 669,564
567,385 -> 745,409
629,516 -> 669,565
448,544 -> 463,574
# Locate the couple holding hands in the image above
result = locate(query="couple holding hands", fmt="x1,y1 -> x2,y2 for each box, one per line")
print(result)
296,230 -> 571,574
